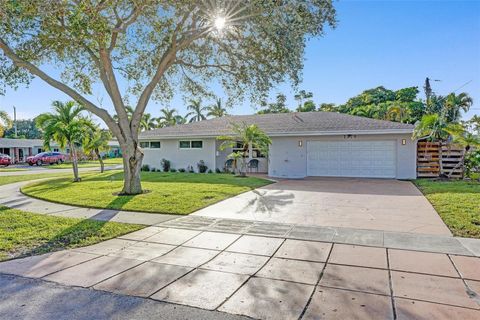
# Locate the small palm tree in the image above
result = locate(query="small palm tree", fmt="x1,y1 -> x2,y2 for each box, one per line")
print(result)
0,110 -> 12,137
158,107 -> 180,127
36,101 -> 94,182
444,92 -> 473,122
140,113 -> 157,131
217,123 -> 272,176
207,99 -> 228,118
83,127 -> 112,173
413,114 -> 450,141
445,123 -> 480,178
186,99 -> 207,122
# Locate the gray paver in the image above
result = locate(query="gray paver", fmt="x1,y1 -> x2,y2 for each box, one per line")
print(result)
94,262 -> 192,297
246,222 -> 292,237
395,298 -> 480,320
384,232 -> 472,255
145,228 -> 201,245
303,286 -> 394,320
329,244 -> 388,269
391,271 -> 479,309
256,257 -> 324,284
226,235 -> 283,256
457,237 -> 480,257
152,246 -> 220,268
0,273 -> 251,320
388,249 -> 458,277
44,256 -> 142,287
118,227 -> 165,241
107,242 -> 175,261
151,269 -> 248,310
183,232 -> 240,250
219,277 -> 313,320
274,239 -> 331,262
320,264 -> 390,295
202,252 -> 269,275
72,238 -> 138,255
0,251 -> 99,278
333,227 -> 384,246
287,225 -> 336,242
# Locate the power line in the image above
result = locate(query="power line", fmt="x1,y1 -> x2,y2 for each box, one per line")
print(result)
453,80 -> 473,92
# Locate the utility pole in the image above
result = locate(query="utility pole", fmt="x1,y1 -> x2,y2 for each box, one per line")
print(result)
13,106 -> 17,138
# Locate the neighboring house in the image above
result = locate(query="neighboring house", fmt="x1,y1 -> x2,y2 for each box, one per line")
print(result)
139,112 -> 416,179
0,138 -> 121,163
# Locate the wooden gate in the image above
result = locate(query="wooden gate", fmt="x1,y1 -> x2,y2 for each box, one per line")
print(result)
417,141 -> 464,178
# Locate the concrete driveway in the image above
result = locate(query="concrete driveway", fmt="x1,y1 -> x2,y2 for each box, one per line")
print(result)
193,177 -> 451,235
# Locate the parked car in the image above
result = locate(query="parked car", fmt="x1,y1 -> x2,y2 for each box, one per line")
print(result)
0,153 -> 12,166
26,152 -> 66,166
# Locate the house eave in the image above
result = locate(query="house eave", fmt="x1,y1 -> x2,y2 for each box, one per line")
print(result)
139,128 -> 414,140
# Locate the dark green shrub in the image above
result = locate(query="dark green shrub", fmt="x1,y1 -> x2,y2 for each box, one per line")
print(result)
160,159 -> 171,172
170,168 -> 177,173
141,164 -> 150,171
197,160 -> 208,173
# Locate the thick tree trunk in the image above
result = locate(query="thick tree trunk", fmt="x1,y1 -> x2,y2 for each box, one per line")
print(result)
70,143 -> 81,182
120,143 -> 144,195
95,149 -> 104,173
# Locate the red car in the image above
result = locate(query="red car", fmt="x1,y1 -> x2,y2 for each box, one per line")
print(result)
26,152 -> 66,166
0,153 -> 11,166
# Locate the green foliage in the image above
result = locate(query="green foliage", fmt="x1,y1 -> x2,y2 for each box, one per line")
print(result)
218,122 -> 272,175
0,109 -> 12,137
160,158 -> 171,172
318,103 -> 336,112
206,98 -> 228,118
4,118 -> 42,139
464,150 -> 480,180
186,99 -> 207,122
413,114 -> 450,141
140,113 -> 157,131
257,93 -> 291,114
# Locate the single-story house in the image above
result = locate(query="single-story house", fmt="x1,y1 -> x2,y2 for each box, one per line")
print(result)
139,112 -> 416,179
0,138 -> 121,163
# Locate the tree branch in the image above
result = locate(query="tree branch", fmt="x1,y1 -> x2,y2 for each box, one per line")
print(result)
0,37 -> 124,142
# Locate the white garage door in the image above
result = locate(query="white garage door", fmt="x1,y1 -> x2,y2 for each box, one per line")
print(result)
307,140 -> 397,178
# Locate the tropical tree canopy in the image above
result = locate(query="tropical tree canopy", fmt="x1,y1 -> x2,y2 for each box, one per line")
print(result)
0,1 -> 337,194
36,101 -> 94,181
207,98 -> 228,118
83,126 -> 112,172
139,113 -> 157,131
3,118 -> 42,139
257,93 -> 291,114
0,109 -> 12,137
186,99 -> 207,122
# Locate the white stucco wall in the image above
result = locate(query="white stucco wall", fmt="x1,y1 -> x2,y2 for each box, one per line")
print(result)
268,134 -> 416,179
142,138 -> 216,172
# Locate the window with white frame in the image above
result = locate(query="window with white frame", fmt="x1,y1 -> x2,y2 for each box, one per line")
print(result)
179,140 -> 203,149
232,141 -> 265,158
140,141 -> 161,149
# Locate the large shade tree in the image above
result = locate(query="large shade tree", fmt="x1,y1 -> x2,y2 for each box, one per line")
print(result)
0,1 -> 336,194
0,109 -> 12,137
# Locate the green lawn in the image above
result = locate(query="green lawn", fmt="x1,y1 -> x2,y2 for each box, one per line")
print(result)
0,173 -> 72,186
0,206 -> 142,261
22,171 -> 273,215
414,179 -> 480,238
51,157 -> 123,169
0,168 -> 27,172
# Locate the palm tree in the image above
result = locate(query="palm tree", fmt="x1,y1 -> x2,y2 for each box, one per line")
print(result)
387,104 -> 410,123
445,123 -> 480,178
217,122 -> 272,176
113,105 -> 134,122
413,114 -> 450,141
36,101 -> 94,181
186,99 -> 207,122
158,107 -> 180,127
444,92 -> 473,122
0,110 -> 12,137
140,113 -> 157,131
207,98 -> 228,118
83,127 -> 111,173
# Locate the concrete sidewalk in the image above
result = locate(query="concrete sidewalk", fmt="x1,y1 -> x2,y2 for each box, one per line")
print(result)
1,226 -> 479,320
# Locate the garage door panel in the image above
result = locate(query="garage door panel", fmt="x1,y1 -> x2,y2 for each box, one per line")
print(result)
307,140 -> 396,178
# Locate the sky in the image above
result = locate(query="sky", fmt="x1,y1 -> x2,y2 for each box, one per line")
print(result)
0,0 -> 479,123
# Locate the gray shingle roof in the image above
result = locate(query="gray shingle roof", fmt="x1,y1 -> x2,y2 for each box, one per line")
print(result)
139,112 -> 414,139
